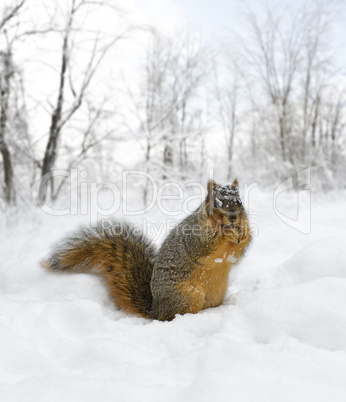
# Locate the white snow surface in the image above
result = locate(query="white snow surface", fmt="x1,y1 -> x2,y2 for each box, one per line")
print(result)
1,190 -> 346,402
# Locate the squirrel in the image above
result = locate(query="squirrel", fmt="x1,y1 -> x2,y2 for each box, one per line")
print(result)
42,179 -> 252,321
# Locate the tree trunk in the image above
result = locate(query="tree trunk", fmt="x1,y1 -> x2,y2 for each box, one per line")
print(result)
311,95 -> 320,152
279,114 -> 286,162
163,139 -> 174,179
0,51 -> 15,205
39,15 -> 70,201
0,141 -> 15,204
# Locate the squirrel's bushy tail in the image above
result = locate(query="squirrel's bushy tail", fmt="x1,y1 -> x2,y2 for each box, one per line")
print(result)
42,221 -> 156,318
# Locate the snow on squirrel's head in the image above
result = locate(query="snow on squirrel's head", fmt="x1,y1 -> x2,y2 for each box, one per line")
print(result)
205,179 -> 249,241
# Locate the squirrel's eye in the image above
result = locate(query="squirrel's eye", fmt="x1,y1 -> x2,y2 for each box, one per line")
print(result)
214,198 -> 223,208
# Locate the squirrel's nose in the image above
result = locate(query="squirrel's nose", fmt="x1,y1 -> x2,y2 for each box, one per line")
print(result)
229,215 -> 238,224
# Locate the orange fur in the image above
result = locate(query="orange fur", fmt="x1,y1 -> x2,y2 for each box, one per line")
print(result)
179,234 -> 251,313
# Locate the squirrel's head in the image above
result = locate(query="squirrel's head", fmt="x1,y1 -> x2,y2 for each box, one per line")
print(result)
205,179 -> 250,244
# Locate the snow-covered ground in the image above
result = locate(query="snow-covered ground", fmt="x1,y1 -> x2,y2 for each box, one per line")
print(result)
1,187 -> 346,402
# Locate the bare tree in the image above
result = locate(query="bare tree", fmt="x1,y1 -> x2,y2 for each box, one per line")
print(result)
0,50 -> 16,205
300,4 -> 335,164
123,29 -> 210,202
0,0 -> 25,32
163,31 -> 209,176
242,7 -> 304,164
141,30 -> 209,176
319,88 -> 346,161
230,1 -> 345,184
39,0 -> 126,201
0,0 -> 27,205
214,59 -> 240,179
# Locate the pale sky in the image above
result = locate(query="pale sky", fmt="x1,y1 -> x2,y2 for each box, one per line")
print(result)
130,0 -> 346,67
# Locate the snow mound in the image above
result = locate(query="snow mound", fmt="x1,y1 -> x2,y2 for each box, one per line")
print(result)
281,237 -> 346,284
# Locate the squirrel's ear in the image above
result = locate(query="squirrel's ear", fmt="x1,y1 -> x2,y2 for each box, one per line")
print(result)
206,180 -> 218,212
231,178 -> 239,188
207,180 -> 218,195
206,180 -> 217,202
